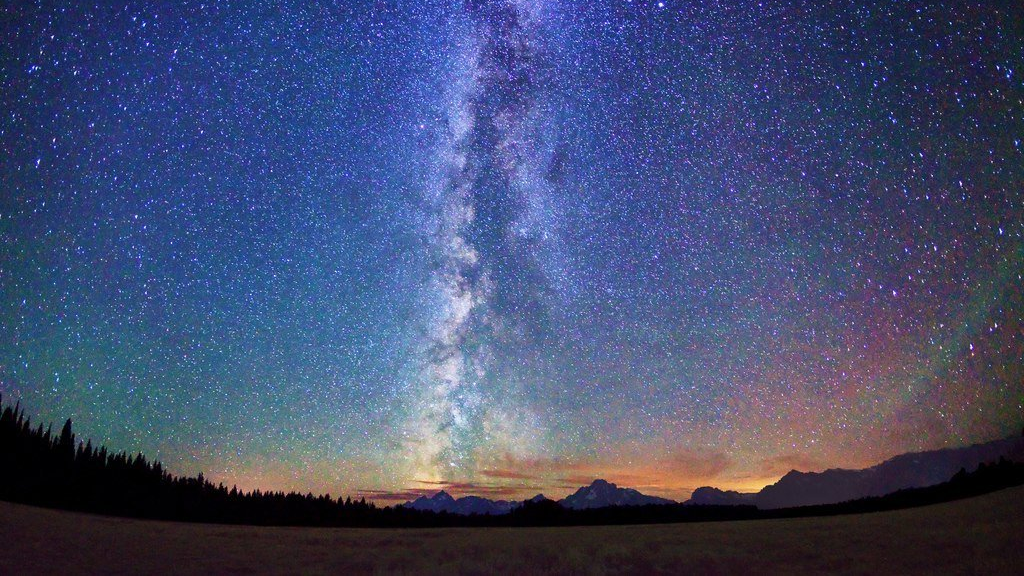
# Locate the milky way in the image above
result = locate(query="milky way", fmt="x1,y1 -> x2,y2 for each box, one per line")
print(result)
1,0 -> 1022,501
404,0 -> 559,481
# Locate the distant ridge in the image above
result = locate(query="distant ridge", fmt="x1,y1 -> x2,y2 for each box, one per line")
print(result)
400,480 -> 674,515
684,487 -> 757,507
403,491 -> 519,515
682,433 -> 1024,509
753,435 -> 1024,509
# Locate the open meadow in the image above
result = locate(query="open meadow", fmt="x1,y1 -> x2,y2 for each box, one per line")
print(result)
2,486 -> 1022,575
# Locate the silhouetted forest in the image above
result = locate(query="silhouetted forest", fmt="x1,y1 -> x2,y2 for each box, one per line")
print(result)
2,395 -> 1023,528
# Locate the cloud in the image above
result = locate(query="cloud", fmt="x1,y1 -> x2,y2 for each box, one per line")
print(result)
557,474 -> 599,486
412,479 -> 534,499
479,468 -> 537,480
667,449 -> 733,479
355,479 -> 533,503
352,489 -> 437,502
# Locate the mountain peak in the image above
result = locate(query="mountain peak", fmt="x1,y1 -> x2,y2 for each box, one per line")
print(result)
780,469 -> 804,481
560,479 -> 674,510
432,490 -> 454,502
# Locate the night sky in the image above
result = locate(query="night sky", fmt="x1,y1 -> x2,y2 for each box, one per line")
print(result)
2,0 -> 1022,502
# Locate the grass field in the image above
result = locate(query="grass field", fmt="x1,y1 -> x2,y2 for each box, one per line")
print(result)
2,486 -> 1022,575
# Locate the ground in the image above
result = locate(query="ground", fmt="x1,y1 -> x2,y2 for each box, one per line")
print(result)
2,486 -> 1022,575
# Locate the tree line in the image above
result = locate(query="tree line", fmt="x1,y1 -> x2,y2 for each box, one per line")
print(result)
2,394 -> 1022,528
0,394 -> 432,527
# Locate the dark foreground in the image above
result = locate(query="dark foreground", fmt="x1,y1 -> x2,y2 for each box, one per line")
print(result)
3,486 -> 1023,575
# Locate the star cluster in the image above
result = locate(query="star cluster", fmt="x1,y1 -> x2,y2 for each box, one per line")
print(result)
1,0 -> 1021,501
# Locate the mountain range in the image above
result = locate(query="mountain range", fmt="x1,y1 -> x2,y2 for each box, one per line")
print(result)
751,434 -> 1024,509
403,433 -> 1024,514
685,434 -> 1024,508
404,491 -> 525,515
404,480 -> 674,515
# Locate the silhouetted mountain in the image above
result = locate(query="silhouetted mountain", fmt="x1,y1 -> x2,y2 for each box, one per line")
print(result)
684,486 -> 757,506
559,479 -> 675,510
402,482 -> 675,515
403,491 -> 519,515
756,435 -> 1024,509
404,490 -> 456,513
452,495 -> 519,515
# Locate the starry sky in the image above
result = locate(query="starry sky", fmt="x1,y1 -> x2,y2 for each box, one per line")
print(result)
2,0 -> 1022,502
